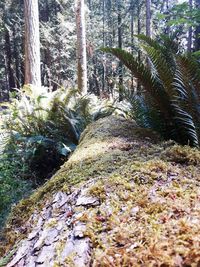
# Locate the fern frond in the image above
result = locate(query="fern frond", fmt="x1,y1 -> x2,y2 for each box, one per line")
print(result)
172,102 -> 199,146
102,47 -> 172,122
177,55 -> 200,102
0,132 -> 10,155
103,43 -> 200,147
135,34 -> 163,51
142,45 -> 174,94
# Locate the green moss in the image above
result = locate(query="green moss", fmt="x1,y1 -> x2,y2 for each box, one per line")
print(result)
0,248 -> 16,267
45,218 -> 58,229
1,116 -> 200,266
89,182 -> 106,201
64,252 -> 77,267
162,145 -> 200,165
55,240 -> 66,260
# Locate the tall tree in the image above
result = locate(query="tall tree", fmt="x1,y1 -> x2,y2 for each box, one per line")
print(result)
4,28 -> 16,90
164,0 -> 170,35
195,0 -> 200,51
76,0 -> 87,95
24,0 -> 41,87
130,0 -> 135,90
117,0 -> 123,100
137,1 -> 142,92
146,0 -> 151,37
187,0 -> 193,52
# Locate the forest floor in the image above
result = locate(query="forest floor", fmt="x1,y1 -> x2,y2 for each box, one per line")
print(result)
1,116 -> 200,266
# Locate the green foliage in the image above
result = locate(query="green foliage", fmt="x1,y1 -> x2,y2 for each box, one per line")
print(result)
0,86 -> 113,230
103,35 -> 200,147
0,153 -> 32,229
0,131 -> 32,229
166,2 -> 200,28
1,86 -> 114,183
1,87 -> 78,182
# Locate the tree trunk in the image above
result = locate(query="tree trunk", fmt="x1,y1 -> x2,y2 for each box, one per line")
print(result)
24,0 -> 41,87
107,0 -> 112,47
137,3 -> 141,92
130,0 -> 134,90
187,0 -> 193,52
164,0 -> 170,35
102,0 -> 106,92
146,0 -> 151,37
137,3 -> 141,62
117,0 -> 123,101
13,26 -> 21,88
76,0 -> 88,95
146,0 -> 151,68
195,0 -> 200,51
4,28 -> 16,91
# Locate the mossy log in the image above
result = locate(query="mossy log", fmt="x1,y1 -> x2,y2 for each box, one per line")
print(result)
1,116 -> 200,267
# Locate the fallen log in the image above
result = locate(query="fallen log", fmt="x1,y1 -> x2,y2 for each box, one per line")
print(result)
1,116 -> 200,266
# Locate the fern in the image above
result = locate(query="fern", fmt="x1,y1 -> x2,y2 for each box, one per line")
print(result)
0,132 -> 10,156
103,36 -> 200,147
2,86 -> 115,183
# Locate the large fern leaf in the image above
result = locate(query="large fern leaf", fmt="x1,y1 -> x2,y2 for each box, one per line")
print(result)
103,48 -> 171,113
103,45 -> 200,147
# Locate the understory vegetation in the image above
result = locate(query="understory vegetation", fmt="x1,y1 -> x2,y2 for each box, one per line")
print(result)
1,0 -> 200,265
104,35 -> 200,147
0,86 -> 113,228
1,35 -> 200,230
0,155 -> 32,228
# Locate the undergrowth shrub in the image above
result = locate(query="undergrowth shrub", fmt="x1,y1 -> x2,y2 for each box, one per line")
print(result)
0,153 -> 32,229
1,86 -> 114,184
0,86 -> 113,228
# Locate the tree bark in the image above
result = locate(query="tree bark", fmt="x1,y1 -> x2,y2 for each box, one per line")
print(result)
146,0 -> 151,37
146,0 -> 151,68
137,3 -> 141,62
195,0 -> 200,51
187,0 -> 193,52
4,28 -> 16,91
117,0 -> 123,101
13,26 -> 21,88
130,0 -> 134,90
164,0 -> 170,35
24,0 -> 41,87
107,0 -> 112,47
102,0 -> 106,92
76,0 -> 88,95
137,3 -> 141,92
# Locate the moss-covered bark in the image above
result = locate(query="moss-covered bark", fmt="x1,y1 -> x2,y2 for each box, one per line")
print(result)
1,116 -> 200,266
